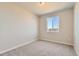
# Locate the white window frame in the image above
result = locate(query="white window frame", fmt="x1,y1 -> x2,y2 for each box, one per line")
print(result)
47,16 -> 60,32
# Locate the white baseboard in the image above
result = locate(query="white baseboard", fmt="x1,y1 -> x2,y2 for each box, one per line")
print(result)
39,38 -> 73,46
0,39 -> 38,54
74,46 -> 79,56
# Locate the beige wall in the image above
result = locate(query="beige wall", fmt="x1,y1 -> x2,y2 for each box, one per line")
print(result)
0,3 -> 38,53
39,8 -> 73,45
74,3 -> 79,55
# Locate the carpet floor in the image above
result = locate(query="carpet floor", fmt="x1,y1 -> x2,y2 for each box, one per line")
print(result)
0,40 -> 77,56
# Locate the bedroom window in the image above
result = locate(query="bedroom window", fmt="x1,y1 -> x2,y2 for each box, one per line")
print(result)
47,16 -> 60,32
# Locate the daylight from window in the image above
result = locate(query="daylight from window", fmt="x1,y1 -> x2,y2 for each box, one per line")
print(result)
47,16 -> 59,32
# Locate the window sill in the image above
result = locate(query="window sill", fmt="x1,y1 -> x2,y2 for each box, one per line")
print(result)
47,30 -> 59,32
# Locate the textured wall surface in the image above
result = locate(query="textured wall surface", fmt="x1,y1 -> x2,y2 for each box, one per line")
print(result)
39,8 -> 73,45
0,3 -> 38,53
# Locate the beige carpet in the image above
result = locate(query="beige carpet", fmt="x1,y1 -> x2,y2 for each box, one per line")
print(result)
0,40 -> 77,56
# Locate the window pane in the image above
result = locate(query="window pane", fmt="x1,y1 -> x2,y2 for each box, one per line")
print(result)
52,16 -> 59,29
47,16 -> 59,32
47,17 -> 53,29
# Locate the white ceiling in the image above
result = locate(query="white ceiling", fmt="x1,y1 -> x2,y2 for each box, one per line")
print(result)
16,2 -> 75,15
